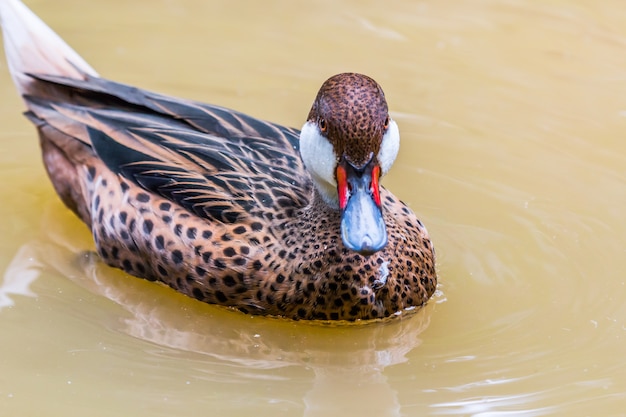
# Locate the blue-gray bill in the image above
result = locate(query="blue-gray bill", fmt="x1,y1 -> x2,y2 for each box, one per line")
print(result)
340,170 -> 388,256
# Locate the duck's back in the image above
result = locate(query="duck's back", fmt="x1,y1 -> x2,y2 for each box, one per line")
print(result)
0,0 -> 311,226
26,72 -> 311,219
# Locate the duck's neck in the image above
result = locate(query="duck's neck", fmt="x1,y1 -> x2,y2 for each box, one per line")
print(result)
308,176 -> 339,211
310,187 -> 340,215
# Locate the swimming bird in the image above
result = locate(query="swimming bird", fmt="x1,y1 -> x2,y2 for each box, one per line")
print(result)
0,0 -> 436,320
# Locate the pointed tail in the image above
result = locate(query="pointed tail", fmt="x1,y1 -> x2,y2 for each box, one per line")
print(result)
0,0 -> 98,97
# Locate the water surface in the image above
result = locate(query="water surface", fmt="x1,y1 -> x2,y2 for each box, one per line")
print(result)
1,0 -> 626,415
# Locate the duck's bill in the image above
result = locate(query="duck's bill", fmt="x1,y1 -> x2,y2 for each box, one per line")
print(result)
337,160 -> 388,256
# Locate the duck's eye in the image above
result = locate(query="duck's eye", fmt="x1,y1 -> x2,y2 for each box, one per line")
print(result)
383,115 -> 390,130
318,118 -> 327,133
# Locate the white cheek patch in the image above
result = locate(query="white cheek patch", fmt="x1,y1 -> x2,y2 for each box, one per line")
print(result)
377,119 -> 399,176
299,121 -> 339,207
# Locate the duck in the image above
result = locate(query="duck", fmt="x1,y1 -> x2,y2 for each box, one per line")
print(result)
0,0 -> 436,321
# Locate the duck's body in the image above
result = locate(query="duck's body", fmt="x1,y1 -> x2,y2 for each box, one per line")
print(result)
0,0 -> 436,320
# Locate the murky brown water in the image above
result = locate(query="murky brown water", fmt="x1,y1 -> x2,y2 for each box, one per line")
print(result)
2,0 -> 626,415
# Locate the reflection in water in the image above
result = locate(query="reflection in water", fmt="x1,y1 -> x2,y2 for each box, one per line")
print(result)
0,245 -> 40,310
430,391 -> 556,417
5,201 -> 433,416
304,367 -> 399,417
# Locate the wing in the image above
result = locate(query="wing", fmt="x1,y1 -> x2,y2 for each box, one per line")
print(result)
24,73 -> 312,223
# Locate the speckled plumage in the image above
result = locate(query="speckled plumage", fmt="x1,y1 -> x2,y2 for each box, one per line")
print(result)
0,0 -> 437,320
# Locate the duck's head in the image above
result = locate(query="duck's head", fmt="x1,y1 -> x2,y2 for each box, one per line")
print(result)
300,73 -> 400,256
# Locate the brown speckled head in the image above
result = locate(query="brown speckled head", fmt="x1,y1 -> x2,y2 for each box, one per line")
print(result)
307,73 -> 390,168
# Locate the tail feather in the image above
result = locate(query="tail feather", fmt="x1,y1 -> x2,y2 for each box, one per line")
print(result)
0,0 -> 100,224
0,0 -> 98,97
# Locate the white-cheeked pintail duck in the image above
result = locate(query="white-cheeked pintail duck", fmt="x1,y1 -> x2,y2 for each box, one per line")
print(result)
0,0 -> 436,320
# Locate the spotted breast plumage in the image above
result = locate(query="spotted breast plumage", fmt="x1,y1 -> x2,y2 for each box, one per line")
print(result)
0,0 -> 436,320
